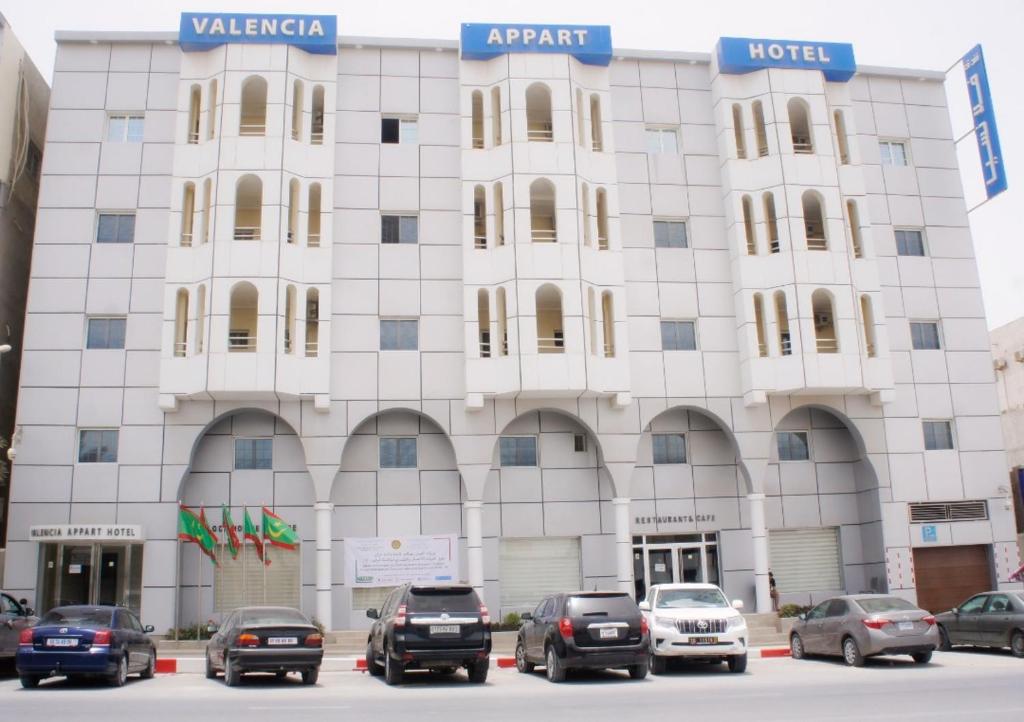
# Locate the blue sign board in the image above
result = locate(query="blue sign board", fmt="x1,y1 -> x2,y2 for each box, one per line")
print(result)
461,23 -> 612,67
962,45 -> 1008,200
921,525 -> 938,543
179,13 -> 337,55
717,37 -> 856,82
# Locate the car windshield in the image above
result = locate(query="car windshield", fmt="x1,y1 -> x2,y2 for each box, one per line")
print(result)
854,597 -> 918,614
408,588 -> 478,613
241,608 -> 309,626
567,594 -> 637,617
40,608 -> 114,628
655,588 -> 729,609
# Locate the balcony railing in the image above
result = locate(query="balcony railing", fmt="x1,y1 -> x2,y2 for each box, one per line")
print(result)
228,335 -> 257,352
598,236 -> 609,251
792,139 -> 814,154
479,340 -> 491,358
806,235 -> 828,251
816,337 -> 839,353
603,343 -> 615,358
527,126 -> 553,142
592,139 -> 603,152
305,341 -> 319,357
538,337 -> 564,353
239,121 -> 266,136
174,341 -> 187,358
474,235 -> 487,249
307,233 -> 321,248
865,342 -> 876,358
780,335 -> 792,356
311,130 -> 324,145
187,130 -> 199,144
758,144 -> 769,157
472,137 -> 484,149
769,238 -> 780,254
234,226 -> 261,241
757,342 -> 768,358
531,228 -> 557,243
180,232 -> 193,248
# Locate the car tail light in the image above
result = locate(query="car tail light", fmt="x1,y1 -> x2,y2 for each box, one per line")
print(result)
305,633 -> 323,648
862,618 -> 888,630
19,628 -> 33,646
922,615 -> 936,626
479,604 -> 491,626
237,633 -> 260,647
93,630 -> 112,645
394,604 -> 407,628
559,617 -> 573,639
640,616 -> 649,636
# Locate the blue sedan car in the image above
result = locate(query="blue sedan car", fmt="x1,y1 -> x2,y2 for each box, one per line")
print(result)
16,605 -> 157,688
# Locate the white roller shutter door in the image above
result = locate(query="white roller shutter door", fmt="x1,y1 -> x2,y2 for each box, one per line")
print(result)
215,545 -> 300,612
769,528 -> 842,593
499,537 -> 582,613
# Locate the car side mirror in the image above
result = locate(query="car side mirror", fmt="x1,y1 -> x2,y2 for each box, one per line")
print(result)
24,607 -> 35,617
206,623 -> 218,634
951,607 -> 959,616
144,625 -> 155,633
520,612 -> 532,621
637,601 -> 651,612
366,608 -> 379,620
798,613 -> 806,621
731,599 -> 744,610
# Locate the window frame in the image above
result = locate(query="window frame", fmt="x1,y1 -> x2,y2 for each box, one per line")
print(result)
645,126 -> 679,155
381,116 -> 418,145
573,434 -> 587,453
78,429 -> 119,463
234,437 -> 273,470
660,320 -> 698,351
380,214 -> 419,244
879,139 -> 909,167
776,431 -> 811,462
106,113 -> 145,143
653,218 -> 689,249
96,212 -> 136,244
379,437 -> 418,469
909,320 -> 942,351
499,436 -> 538,467
86,317 -> 127,350
922,420 -> 955,451
379,318 -> 419,351
652,433 -> 687,465
894,228 -> 926,257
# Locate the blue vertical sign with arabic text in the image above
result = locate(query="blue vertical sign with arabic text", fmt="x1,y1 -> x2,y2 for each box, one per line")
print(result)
962,45 -> 1007,199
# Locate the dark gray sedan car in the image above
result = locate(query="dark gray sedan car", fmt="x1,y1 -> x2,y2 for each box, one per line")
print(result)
934,591 -> 1024,658
0,592 -> 38,660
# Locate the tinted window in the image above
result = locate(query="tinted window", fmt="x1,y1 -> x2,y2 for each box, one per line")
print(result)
500,436 -> 537,466
777,431 -> 809,461
87,318 -> 127,349
380,438 -> 417,468
1,594 -> 21,614
986,595 -> 1012,613
652,433 -> 686,464
41,607 -> 114,627
923,421 -> 954,450
910,322 -> 941,350
567,594 -> 637,618
958,595 -> 988,614
407,588 -> 478,613
79,429 -> 118,463
381,118 -> 399,143
806,602 -> 829,620
660,320 -> 696,350
97,214 -> 136,243
826,599 -> 848,617
854,597 -> 918,614
241,608 -> 310,626
380,319 -> 419,350
654,588 -> 728,609
235,438 -> 272,469
653,220 -> 687,248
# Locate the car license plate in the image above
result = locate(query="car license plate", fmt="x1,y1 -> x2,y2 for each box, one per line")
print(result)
430,625 -> 460,635
267,637 -> 297,646
898,622 -> 914,631
46,638 -> 78,647
599,628 -> 619,639
690,637 -> 718,645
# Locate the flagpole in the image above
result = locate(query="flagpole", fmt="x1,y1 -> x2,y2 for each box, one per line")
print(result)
262,503 -> 267,605
197,501 -> 203,639
242,505 -> 248,606
174,502 -> 182,642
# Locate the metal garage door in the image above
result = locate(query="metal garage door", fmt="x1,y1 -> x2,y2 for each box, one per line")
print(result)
215,545 -> 300,612
499,537 -> 582,614
913,545 -> 993,613
769,528 -> 842,593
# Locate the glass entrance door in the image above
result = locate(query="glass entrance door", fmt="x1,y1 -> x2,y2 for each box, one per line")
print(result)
679,546 -> 702,583
647,548 -> 674,586
37,543 -> 144,615
97,546 -> 127,606
632,533 -> 722,598
58,545 -> 94,607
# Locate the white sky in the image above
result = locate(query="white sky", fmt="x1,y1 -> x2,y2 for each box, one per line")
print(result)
4,0 -> 1021,330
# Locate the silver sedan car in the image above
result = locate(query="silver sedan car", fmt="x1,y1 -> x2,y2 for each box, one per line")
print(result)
790,594 -> 939,666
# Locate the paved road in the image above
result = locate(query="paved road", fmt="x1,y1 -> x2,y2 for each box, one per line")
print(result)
1,650 -> 1021,721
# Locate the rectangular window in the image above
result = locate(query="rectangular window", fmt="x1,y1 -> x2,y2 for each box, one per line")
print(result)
661,320 -> 697,351
380,319 -> 419,350
879,140 -> 908,167
379,438 -> 417,468
895,229 -> 925,257
381,215 -> 419,244
499,436 -> 538,467
107,114 -> 145,143
234,438 -> 273,470
653,219 -> 688,249
78,430 -> 118,463
652,433 -> 686,464
910,322 -> 941,350
923,421 -> 954,450
381,117 -> 417,144
573,434 -> 587,453
645,127 -> 679,154
777,431 -> 810,461
86,318 -> 127,349
97,213 -> 136,243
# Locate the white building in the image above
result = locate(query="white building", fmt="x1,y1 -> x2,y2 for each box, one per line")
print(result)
4,14 -> 1020,632
989,318 -> 1024,556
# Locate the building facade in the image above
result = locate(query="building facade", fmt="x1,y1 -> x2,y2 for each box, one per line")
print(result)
990,318 -> 1024,558
4,15 -> 1020,632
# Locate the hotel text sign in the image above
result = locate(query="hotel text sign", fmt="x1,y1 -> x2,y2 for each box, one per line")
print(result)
461,23 -> 612,66
30,525 -> 144,542
718,37 -> 856,82
179,13 -> 337,55
962,45 -> 1008,199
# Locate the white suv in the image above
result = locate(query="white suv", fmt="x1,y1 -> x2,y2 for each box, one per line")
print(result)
639,583 -> 748,674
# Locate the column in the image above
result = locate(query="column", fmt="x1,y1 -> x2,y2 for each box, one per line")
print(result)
314,501 -> 333,630
612,497 -> 634,597
464,500 -> 485,604
748,492 -> 771,613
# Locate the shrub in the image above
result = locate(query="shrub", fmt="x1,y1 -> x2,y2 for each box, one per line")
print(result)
778,603 -> 812,618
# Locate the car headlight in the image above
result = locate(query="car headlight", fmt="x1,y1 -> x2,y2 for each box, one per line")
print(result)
727,616 -> 747,630
654,616 -> 676,629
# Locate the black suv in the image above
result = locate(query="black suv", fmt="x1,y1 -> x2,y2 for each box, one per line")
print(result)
365,584 -> 492,685
515,591 -> 649,682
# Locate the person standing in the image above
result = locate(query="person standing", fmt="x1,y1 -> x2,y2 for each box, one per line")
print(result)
769,571 -> 779,612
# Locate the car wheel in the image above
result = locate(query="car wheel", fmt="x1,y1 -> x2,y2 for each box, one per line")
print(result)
650,653 -> 667,675
19,675 -> 40,689
842,637 -> 865,667
140,650 -> 156,679
545,646 -> 566,683
1010,630 -> 1024,659
366,642 -> 384,677
302,667 -> 319,685
468,659 -> 489,684
224,656 -> 241,687
728,653 -> 748,673
205,652 -> 217,679
912,651 -> 932,664
790,634 -> 805,660
938,625 -> 952,652
109,654 -> 128,687
628,658 -> 648,680
384,645 -> 404,686
515,641 -> 535,674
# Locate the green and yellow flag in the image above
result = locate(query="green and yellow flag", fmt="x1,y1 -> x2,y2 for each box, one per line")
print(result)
178,504 -> 218,566
221,505 -> 240,559
243,506 -> 267,565
262,506 -> 299,551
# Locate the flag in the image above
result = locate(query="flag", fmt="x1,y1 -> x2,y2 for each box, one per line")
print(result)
1011,562 -> 1024,583
262,507 -> 299,550
178,505 -> 218,566
221,505 -> 240,559
199,505 -> 218,545
243,507 -> 267,565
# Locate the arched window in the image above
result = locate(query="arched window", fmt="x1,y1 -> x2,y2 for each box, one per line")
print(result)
742,195 -> 756,255
311,85 -> 325,145
180,182 -> 195,247
536,284 -> 564,353
834,110 -> 850,165
491,86 -> 502,146
305,288 -> 320,357
174,288 -> 189,357
477,289 -> 491,358
195,284 -> 206,354
239,76 -> 268,136
802,191 -> 827,250
207,79 -> 218,140
732,103 -> 747,159
234,175 -> 262,240
752,100 -> 768,157
763,192 -> 779,253
496,286 -> 508,355
788,98 -> 813,154
530,178 -> 557,242
601,291 -> 615,357
588,287 -> 598,356
471,90 -> 484,149
229,282 -> 258,352
187,85 -> 201,144
307,183 -> 321,247
753,293 -> 768,357
581,183 -> 592,247
494,182 -> 505,246
590,94 -> 603,152
291,79 -> 303,141
287,178 -> 300,244
576,88 -> 585,147
596,188 -> 609,250
526,83 -> 552,142
774,291 -> 791,356
201,179 -> 212,244
812,289 -> 838,353
474,185 -> 487,249
847,200 -> 863,258
284,285 -> 296,354
860,294 -> 877,358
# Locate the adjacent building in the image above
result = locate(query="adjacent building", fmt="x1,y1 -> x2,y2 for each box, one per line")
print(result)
3,14 -> 1020,633
990,318 -> 1024,560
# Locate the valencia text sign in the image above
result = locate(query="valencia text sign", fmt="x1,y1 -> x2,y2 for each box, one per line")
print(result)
180,13 -> 337,55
